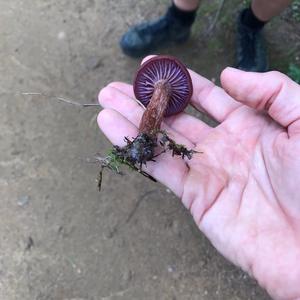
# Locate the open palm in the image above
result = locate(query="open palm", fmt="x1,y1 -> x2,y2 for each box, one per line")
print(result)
98,62 -> 300,300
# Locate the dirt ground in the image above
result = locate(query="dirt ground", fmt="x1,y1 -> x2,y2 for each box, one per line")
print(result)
1,0 -> 300,299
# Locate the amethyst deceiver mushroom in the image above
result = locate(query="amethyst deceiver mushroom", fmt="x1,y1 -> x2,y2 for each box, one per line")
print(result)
98,56 -> 195,188
122,55 -> 194,164
134,55 -> 193,135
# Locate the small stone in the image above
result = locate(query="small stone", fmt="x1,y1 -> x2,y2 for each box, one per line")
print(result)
103,226 -> 117,239
171,220 -> 180,234
25,236 -> 34,251
57,31 -> 66,40
122,270 -> 132,283
17,195 -> 30,207
86,56 -> 104,70
11,149 -> 21,155
167,265 -> 174,273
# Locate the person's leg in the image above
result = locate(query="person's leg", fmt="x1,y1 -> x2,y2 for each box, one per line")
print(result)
173,0 -> 200,11
120,0 -> 200,58
236,0 -> 292,72
251,0 -> 292,21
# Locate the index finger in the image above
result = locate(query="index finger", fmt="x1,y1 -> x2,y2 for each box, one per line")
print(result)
189,69 -> 241,122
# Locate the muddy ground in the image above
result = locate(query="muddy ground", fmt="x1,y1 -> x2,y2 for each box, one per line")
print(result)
1,0 -> 300,299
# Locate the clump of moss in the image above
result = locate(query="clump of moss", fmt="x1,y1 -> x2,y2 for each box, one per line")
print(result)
96,132 -> 199,190
291,0 -> 300,22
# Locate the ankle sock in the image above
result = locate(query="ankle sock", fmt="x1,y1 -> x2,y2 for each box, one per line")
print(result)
241,7 -> 266,30
166,2 -> 197,26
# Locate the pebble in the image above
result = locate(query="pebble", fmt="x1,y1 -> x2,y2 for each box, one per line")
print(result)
86,56 -> 104,70
167,265 -> 174,273
122,270 -> 132,283
57,31 -> 66,40
17,195 -> 30,207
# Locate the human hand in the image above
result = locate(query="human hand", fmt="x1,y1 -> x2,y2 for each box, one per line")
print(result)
98,59 -> 300,300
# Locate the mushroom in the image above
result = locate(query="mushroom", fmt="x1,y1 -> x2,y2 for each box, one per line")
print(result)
134,55 -> 193,135
98,55 -> 195,188
118,55 -> 194,166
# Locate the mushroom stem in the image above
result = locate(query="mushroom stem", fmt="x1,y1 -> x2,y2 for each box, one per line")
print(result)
138,80 -> 171,135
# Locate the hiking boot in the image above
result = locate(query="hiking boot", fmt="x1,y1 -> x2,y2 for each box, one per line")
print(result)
120,14 -> 191,57
236,12 -> 268,72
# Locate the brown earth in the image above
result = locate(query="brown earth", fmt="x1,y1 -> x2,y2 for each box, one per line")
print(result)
1,0 -> 299,299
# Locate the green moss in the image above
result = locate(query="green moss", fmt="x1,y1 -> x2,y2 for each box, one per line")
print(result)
288,63 -> 300,83
291,0 -> 300,22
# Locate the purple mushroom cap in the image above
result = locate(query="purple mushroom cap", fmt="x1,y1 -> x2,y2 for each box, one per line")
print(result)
133,56 -> 193,117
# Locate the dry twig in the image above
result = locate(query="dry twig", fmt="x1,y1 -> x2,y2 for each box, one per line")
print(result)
21,92 -> 100,108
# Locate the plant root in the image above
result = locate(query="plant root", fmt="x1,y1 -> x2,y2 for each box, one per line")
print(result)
96,131 -> 200,190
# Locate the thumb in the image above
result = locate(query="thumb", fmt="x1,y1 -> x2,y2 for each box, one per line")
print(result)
220,67 -> 300,136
